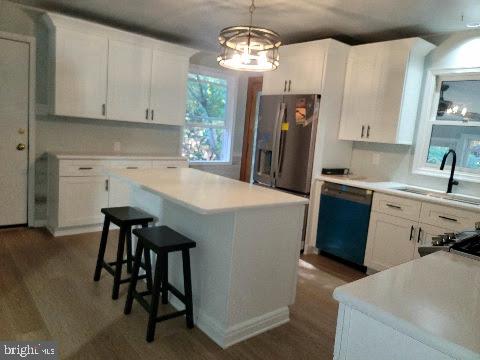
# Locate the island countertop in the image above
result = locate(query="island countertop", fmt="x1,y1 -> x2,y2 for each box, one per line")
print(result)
333,251 -> 480,359
109,167 -> 308,215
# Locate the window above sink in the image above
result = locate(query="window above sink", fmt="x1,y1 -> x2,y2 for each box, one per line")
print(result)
414,70 -> 480,183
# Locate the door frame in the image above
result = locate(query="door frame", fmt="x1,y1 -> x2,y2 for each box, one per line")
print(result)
0,32 -> 36,227
240,76 -> 263,182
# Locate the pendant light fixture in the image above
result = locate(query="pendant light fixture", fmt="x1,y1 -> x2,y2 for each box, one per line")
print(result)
217,0 -> 281,72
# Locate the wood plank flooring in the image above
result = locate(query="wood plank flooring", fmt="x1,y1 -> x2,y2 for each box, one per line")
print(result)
0,227 -> 364,359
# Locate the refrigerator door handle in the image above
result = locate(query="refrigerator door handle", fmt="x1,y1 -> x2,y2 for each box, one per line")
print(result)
271,102 -> 286,185
275,102 -> 288,178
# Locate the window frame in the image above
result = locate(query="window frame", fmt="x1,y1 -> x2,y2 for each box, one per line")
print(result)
182,64 -> 238,165
413,68 -> 480,183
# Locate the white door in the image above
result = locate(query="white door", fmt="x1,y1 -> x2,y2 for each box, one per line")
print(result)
150,50 -> 189,125
0,38 -> 30,226
58,176 -> 109,227
364,212 -> 417,271
54,28 -> 108,119
107,40 -> 152,122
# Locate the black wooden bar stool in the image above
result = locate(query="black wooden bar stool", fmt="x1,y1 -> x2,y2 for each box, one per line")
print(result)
124,225 -> 196,342
93,206 -> 154,300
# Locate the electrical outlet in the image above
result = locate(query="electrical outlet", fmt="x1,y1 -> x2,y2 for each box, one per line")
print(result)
372,153 -> 380,166
113,142 -> 121,153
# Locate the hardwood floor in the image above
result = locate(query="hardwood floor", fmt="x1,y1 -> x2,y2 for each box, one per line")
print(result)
0,227 -> 364,359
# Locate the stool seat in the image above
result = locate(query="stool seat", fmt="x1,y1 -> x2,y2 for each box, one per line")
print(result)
132,226 -> 196,252
101,206 -> 154,226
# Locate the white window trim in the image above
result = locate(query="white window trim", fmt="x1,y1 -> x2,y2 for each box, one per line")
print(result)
183,64 -> 238,165
412,67 -> 480,183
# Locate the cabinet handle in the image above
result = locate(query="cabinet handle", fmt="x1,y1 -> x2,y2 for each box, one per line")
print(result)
409,225 -> 414,241
386,203 -> 402,210
102,104 -> 106,116
361,125 -> 365,138
105,179 -> 109,191
284,80 -> 287,92
145,109 -> 149,120
151,109 -> 154,121
288,80 -> 291,92
367,125 -> 370,138
417,227 -> 422,243
126,166 -> 138,169
438,215 -> 458,222
78,167 -> 93,170
167,166 -> 177,169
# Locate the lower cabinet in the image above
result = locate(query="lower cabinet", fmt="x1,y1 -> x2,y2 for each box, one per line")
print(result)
365,212 -> 417,270
58,176 -> 109,227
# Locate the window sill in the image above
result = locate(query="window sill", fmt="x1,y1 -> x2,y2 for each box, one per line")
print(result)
413,167 -> 480,184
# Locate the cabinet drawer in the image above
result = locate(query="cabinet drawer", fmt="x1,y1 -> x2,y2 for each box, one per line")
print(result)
108,160 -> 152,169
419,202 -> 480,231
372,193 -> 421,221
59,164 -> 106,176
151,160 -> 188,168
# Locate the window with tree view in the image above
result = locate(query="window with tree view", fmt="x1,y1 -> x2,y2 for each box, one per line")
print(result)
416,73 -> 480,177
182,68 -> 235,162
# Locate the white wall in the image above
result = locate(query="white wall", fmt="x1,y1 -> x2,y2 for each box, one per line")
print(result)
349,29 -> 480,197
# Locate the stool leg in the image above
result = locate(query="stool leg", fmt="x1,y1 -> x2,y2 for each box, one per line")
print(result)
147,253 -> 164,342
143,249 -> 153,293
182,249 -> 194,329
124,240 -> 144,315
112,226 -> 127,300
94,217 -> 110,281
126,226 -> 133,274
161,253 -> 169,305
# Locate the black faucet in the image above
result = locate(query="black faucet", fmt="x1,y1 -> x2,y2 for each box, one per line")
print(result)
440,149 -> 459,193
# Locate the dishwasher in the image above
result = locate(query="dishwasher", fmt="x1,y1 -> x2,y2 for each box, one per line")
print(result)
316,182 -> 373,266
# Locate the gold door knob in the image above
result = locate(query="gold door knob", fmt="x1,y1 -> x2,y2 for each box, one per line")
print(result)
16,143 -> 26,151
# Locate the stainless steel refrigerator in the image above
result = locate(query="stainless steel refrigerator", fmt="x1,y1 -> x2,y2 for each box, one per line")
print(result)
253,94 -> 320,195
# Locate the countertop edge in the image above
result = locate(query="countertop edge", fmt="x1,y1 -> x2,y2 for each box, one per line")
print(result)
50,153 -> 187,161
316,176 -> 480,213
109,171 -> 309,215
332,287 -> 480,360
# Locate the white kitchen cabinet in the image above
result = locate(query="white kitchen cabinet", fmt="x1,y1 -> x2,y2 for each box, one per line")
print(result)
364,212 -> 417,270
43,13 -> 196,126
107,40 -> 152,122
339,38 -> 435,144
149,50 -> 189,125
58,176 -> 109,227
261,39 -> 328,95
48,27 -> 108,119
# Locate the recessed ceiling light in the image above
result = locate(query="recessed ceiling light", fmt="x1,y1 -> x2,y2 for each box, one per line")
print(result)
466,22 -> 480,28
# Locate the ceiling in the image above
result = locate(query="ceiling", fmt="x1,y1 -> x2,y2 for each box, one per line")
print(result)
12,0 -> 480,50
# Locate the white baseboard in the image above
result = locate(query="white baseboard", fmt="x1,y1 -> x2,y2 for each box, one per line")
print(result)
47,224 -> 104,237
169,296 -> 289,349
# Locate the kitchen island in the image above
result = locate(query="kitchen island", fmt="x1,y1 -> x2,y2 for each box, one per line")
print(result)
333,251 -> 480,360
108,167 -> 308,348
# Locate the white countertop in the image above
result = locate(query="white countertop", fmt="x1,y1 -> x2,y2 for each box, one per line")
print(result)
50,152 -> 186,161
333,252 -> 480,359
317,175 -> 480,213
110,167 -> 309,214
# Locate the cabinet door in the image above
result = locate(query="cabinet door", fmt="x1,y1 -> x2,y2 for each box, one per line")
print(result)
364,212 -> 416,271
149,50 -> 189,125
107,40 -> 152,122
54,28 -> 108,119
262,61 -> 290,95
58,176 -> 109,227
287,46 -> 325,94
339,44 -> 380,141
370,41 -> 410,143
414,223 -> 453,259
108,176 -> 131,208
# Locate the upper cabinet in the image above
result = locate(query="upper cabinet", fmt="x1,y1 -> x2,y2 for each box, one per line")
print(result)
262,40 -> 328,95
50,27 -> 108,119
107,40 -> 152,122
43,13 -> 196,126
338,38 -> 435,144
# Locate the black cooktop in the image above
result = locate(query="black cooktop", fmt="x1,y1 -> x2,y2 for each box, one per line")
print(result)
450,234 -> 480,257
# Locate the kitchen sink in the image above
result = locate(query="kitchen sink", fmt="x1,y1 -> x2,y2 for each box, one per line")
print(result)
396,186 -> 480,206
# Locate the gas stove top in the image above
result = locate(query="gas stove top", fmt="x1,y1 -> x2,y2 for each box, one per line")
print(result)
418,228 -> 480,260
